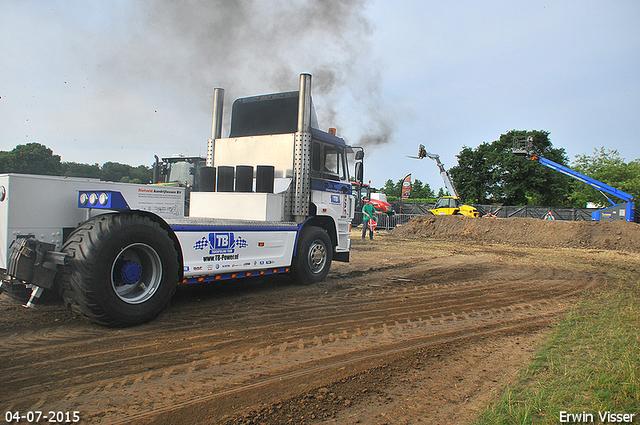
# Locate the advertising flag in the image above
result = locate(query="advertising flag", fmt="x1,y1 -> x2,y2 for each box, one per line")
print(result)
401,174 -> 412,200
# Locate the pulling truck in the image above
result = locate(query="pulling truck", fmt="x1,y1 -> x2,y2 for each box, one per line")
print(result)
0,73 -> 364,326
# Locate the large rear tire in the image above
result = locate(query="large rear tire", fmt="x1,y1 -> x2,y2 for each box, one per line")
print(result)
59,213 -> 179,327
292,226 -> 332,284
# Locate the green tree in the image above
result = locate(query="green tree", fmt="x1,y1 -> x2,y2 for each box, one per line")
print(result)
61,162 -> 102,178
450,130 -> 571,206
569,148 -> 640,208
131,165 -> 153,184
450,143 -> 495,204
101,162 -> 152,183
410,179 -> 423,198
0,142 -> 152,183
381,178 -> 401,198
411,179 -> 435,199
0,143 -> 62,175
380,177 -> 435,201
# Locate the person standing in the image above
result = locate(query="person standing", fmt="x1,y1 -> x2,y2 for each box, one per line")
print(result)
362,199 -> 376,240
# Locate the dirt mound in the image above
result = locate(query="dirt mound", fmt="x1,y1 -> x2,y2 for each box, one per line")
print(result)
393,215 -> 640,252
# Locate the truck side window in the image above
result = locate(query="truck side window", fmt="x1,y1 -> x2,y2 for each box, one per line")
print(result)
342,150 -> 349,182
324,146 -> 339,175
323,145 -> 346,181
312,142 -> 321,172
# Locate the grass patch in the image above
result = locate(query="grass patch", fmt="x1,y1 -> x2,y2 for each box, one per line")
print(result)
475,277 -> 640,424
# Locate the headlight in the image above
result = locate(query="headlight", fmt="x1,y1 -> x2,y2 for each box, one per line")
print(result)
78,190 -> 130,211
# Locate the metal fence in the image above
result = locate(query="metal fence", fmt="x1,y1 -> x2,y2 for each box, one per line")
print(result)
353,203 -> 600,231
353,212 -> 423,230
391,203 -> 597,221
472,205 -> 597,221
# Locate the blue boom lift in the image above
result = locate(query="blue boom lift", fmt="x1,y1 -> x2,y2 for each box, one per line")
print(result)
513,136 -> 635,222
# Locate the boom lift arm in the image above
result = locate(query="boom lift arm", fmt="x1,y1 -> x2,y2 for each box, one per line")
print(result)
409,144 -> 459,198
407,145 -> 479,217
535,156 -> 633,206
513,136 -> 635,222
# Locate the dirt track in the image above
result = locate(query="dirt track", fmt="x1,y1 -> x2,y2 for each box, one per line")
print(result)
2,217 -> 638,424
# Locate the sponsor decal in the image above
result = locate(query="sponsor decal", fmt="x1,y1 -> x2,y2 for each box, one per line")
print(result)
311,178 -> 352,194
138,188 -> 182,195
331,194 -> 340,204
193,266 -> 203,271
193,232 -> 248,255
203,253 -> 240,262
184,266 -> 190,272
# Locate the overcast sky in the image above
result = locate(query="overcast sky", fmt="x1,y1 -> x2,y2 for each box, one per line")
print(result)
1,0 -> 638,193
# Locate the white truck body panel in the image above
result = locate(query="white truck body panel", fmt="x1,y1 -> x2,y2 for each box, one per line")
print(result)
190,192 -> 285,221
171,222 -> 298,277
213,134 -> 296,179
0,174 -> 184,270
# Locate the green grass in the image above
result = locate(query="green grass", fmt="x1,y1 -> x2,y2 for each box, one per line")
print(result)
475,275 -> 640,424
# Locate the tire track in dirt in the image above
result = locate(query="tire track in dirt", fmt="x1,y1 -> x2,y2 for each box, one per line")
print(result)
1,261 -> 586,368
118,317 -> 554,425
0,259 -> 576,354
0,251 -> 601,424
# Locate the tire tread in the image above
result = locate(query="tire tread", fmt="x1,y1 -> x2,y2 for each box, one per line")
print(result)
58,213 -> 178,327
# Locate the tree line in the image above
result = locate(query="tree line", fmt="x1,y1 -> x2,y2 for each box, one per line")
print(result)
380,130 -> 639,208
3,135 -> 639,209
0,143 -> 152,184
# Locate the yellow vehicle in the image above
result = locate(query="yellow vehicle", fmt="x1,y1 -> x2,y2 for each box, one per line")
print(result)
429,195 -> 479,217
408,145 -> 479,217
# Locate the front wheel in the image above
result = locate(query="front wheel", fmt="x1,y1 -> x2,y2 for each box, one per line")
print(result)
292,226 -> 333,284
58,213 -> 179,327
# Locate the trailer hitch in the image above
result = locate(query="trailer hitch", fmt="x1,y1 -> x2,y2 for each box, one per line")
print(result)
23,285 -> 44,308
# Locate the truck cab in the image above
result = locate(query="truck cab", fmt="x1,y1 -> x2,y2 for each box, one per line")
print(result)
199,79 -> 357,261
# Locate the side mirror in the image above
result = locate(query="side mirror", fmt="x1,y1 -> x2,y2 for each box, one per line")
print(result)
355,150 -> 364,160
355,162 -> 363,184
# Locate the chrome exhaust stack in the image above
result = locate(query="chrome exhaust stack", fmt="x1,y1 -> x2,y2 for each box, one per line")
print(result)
290,73 -> 313,222
207,87 -> 225,167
